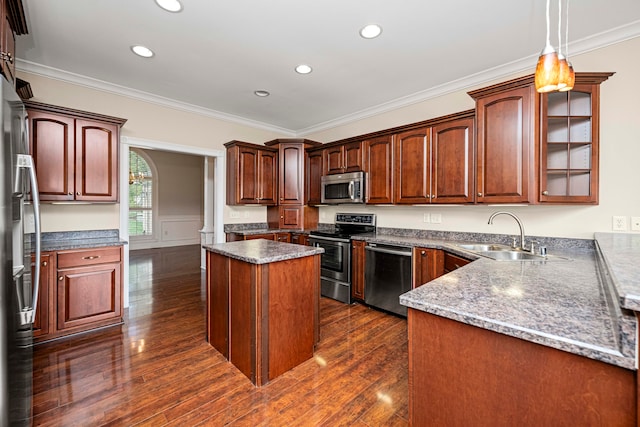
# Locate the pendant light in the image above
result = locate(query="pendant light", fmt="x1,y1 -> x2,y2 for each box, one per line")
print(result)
555,0 -> 568,91
558,0 -> 575,92
535,0 -> 560,93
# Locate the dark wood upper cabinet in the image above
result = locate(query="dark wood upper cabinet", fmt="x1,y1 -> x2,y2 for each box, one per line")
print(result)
26,101 -> 126,203
364,135 -> 394,204
394,127 -> 431,204
470,80 -> 538,204
0,0 -> 27,86
305,148 -> 324,205
277,142 -> 305,205
226,141 -> 278,206
539,73 -> 612,204
431,116 -> 475,203
325,141 -> 363,175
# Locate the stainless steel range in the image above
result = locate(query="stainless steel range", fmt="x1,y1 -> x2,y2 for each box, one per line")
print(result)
308,213 -> 376,304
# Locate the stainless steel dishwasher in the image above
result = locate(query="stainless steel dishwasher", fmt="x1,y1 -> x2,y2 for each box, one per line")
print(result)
364,243 -> 412,317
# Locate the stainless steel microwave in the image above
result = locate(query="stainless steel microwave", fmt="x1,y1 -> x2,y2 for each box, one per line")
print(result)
321,171 -> 365,204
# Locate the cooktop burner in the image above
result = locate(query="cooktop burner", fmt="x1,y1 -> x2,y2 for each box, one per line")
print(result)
310,213 -> 376,239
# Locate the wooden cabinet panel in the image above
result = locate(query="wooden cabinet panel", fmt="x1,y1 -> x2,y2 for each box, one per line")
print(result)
351,240 -> 366,301
32,252 -> 53,338
0,0 -> 27,85
57,262 -> 122,331
275,232 -> 290,243
364,135 -> 394,204
412,247 -> 444,288
278,143 -> 304,204
226,142 -> 278,206
267,205 -> 318,230
290,233 -> 309,246
431,117 -> 475,203
305,149 -> 324,205
538,74 -> 612,204
28,111 -> 75,201
57,246 -> 121,269
325,142 -> 363,175
394,127 -> 430,204
26,102 -> 126,203
75,119 -> 119,202
472,84 -> 537,204
206,252 -> 229,358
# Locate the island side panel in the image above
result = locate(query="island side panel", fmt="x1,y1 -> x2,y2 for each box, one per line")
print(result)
229,257 -> 257,384
206,251 -> 229,358
408,309 -> 636,426
266,256 -> 317,382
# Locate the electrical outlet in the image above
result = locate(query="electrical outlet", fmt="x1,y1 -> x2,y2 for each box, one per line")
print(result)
631,217 -> 640,232
612,216 -> 627,231
229,211 -> 240,219
243,211 -> 250,218
423,213 -> 430,223
430,213 -> 442,224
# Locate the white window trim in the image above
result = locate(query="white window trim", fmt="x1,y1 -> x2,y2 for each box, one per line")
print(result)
128,148 -> 159,243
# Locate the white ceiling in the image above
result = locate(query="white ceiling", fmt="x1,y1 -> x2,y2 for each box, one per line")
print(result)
15,0 -> 640,136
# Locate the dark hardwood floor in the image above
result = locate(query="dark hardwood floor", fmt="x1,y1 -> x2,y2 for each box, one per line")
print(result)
32,245 -> 409,426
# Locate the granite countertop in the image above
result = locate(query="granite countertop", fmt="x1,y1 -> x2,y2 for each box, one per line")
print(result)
594,232 -> 640,311
204,239 -> 324,264
36,229 -> 127,252
351,232 -> 637,370
226,228 -> 316,236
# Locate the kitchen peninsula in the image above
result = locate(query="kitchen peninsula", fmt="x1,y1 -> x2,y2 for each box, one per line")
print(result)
398,232 -> 640,426
203,239 -> 323,386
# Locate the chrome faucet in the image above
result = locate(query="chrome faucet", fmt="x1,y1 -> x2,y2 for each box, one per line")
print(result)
488,211 -> 527,251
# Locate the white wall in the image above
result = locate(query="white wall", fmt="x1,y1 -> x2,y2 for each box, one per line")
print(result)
21,36 -> 640,239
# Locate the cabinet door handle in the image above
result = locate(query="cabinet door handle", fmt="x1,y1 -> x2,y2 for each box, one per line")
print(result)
542,190 -> 549,195
421,251 -> 426,256
58,276 -> 63,281
82,255 -> 100,260
68,192 -> 73,196
477,192 -> 483,197
42,261 -> 47,267
76,192 -> 80,196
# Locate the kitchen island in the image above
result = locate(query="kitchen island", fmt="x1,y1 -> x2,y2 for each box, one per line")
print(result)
203,239 -> 323,386
394,232 -> 639,426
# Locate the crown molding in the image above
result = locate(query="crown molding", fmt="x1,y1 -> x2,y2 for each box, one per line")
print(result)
296,20 -> 640,136
16,59 -> 296,137
17,20 -> 640,138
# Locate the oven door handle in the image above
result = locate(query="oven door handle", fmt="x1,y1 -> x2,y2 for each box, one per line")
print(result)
365,245 -> 412,257
309,235 -> 350,243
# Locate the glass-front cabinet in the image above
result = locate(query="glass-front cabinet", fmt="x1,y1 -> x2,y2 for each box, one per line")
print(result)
540,73 -> 612,204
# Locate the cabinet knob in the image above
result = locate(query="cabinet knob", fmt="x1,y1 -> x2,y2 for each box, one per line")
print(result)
542,190 -> 549,195
58,276 -> 63,281
68,192 -> 73,196
421,251 -> 426,256
280,216 -> 283,219
42,261 -> 47,267
76,192 -> 80,196
477,192 -> 483,197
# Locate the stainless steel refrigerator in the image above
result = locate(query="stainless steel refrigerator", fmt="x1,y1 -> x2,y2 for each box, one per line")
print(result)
0,75 -> 41,426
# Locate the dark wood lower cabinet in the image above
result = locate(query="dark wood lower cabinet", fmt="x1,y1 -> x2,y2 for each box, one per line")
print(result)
206,250 -> 321,386
412,247 -> 444,288
351,240 -> 366,301
408,309 -> 636,426
34,246 -> 124,344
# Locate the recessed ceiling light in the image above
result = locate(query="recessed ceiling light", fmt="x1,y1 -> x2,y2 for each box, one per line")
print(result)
131,45 -> 155,58
360,24 -> 382,39
155,0 -> 183,12
295,64 -> 312,74
254,90 -> 270,97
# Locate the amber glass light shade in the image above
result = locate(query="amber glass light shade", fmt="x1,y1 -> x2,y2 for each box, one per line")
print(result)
558,60 -> 575,92
535,45 -> 561,93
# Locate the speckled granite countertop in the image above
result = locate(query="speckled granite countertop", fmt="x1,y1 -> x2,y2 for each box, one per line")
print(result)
35,229 -> 127,252
204,239 -> 324,264
595,233 -> 640,311
350,232 -> 637,370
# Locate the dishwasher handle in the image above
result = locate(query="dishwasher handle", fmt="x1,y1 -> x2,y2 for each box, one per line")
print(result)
365,244 -> 412,257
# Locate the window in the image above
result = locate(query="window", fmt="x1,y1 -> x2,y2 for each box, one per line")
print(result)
129,149 -> 154,237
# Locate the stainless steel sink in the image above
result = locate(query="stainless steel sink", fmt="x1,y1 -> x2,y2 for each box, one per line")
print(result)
456,243 -> 512,252
455,243 -> 571,262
